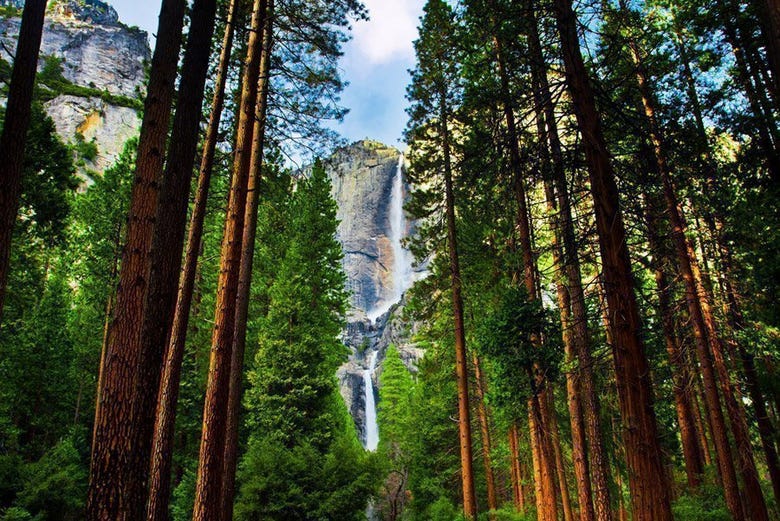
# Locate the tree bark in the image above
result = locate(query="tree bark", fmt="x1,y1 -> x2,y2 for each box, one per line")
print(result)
0,0 -> 47,320
146,0 -> 238,518
625,27 -> 768,519
551,0 -> 672,518
761,0 -> 780,96
526,3 -> 613,517
220,2 -> 274,517
508,423 -> 525,512
191,1 -> 268,517
643,195 -> 704,488
438,90 -> 478,520
472,354 -> 498,515
87,0 -> 186,517
485,6 -> 560,518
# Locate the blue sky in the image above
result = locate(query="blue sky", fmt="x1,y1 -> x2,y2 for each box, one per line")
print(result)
110,0 -> 423,149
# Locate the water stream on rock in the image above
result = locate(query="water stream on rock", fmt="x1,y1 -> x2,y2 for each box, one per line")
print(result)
366,155 -> 414,322
363,350 -> 379,451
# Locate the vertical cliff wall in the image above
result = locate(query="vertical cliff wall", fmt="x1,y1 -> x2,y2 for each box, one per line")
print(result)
0,0 -> 150,174
325,140 -> 425,443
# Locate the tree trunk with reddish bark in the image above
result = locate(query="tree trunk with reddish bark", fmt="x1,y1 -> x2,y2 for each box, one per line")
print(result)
146,0 -> 238,518
87,0 -> 186,517
551,0 -> 672,518
220,3 -> 274,517
473,354 -> 498,515
192,1 -> 268,518
439,91 -> 478,520
624,25 -> 766,518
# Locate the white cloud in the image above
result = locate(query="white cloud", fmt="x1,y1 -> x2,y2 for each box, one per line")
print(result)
351,0 -> 423,65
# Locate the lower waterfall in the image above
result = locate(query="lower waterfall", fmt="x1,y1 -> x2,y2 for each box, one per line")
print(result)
363,350 -> 379,451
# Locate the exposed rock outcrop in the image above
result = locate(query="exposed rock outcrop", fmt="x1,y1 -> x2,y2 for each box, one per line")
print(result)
0,0 -> 150,174
326,140 -> 402,316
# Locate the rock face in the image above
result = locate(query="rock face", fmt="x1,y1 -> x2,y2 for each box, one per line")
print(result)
327,140 -> 402,316
325,140 -> 426,444
0,0 -> 150,174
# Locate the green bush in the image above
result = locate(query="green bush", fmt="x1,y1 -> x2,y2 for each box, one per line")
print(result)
0,507 -> 32,521
672,489 -> 730,521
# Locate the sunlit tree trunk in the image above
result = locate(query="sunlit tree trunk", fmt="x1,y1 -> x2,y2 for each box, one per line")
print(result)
220,2 -> 274,517
192,1 -> 268,518
439,89 -> 478,520
551,0 -> 672,518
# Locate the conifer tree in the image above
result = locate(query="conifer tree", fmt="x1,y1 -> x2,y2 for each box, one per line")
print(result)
406,2 -> 477,517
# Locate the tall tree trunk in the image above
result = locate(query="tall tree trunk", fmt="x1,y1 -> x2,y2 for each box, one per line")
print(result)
485,6 -> 559,518
91,221 -> 122,462
677,25 -> 780,501
719,7 -> 780,181
643,195 -> 704,488
545,387 -> 574,521
438,90 -> 477,520
473,354 -> 498,515
527,394 -> 557,521
124,0 -> 220,514
761,0 -> 780,96
526,6 -> 614,519
146,0 -> 238,517
625,27 -> 768,519
508,423 -> 525,512
0,0 -> 47,320
87,0 -> 186,517
551,0 -> 672,518
192,0 -> 268,518
220,3 -> 274,517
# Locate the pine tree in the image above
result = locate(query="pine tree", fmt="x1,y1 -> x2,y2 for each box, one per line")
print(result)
406,2 -> 477,517
0,0 -> 47,319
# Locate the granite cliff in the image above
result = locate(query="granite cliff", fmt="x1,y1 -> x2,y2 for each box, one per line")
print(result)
325,140 -> 426,443
0,0 -> 150,174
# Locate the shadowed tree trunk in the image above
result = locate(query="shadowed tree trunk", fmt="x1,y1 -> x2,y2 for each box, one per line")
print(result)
86,0 -> 186,517
473,354 -> 498,515
0,0 -> 47,320
126,0 -> 219,514
146,0 -> 237,518
508,423 -> 525,512
642,193 -> 704,488
192,0 -> 268,517
551,0 -> 672,518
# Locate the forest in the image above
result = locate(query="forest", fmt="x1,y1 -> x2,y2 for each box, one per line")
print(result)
0,0 -> 779,519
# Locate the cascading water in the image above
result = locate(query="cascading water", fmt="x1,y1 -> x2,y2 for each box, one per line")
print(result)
366,154 -> 415,322
363,154 -> 414,451
363,350 -> 379,451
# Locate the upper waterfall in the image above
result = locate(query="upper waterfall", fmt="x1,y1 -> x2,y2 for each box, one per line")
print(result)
367,154 -> 414,321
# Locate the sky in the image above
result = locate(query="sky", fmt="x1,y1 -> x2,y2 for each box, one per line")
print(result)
110,0 -> 424,150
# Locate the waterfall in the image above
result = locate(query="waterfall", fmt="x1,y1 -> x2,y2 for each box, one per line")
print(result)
389,154 -> 415,302
366,154 -> 414,321
363,350 -> 379,451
